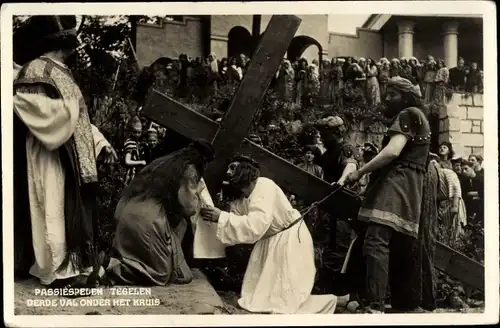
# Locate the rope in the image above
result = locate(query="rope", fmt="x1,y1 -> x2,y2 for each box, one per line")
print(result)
262,183 -> 346,243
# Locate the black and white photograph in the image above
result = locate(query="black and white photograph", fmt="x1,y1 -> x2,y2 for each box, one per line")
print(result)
2,1 -> 498,326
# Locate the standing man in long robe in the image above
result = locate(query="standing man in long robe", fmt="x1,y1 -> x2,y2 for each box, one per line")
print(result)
13,15 -> 118,288
200,155 -> 339,314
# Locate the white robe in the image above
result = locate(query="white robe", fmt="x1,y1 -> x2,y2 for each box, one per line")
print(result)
14,76 -> 111,285
216,177 -> 337,314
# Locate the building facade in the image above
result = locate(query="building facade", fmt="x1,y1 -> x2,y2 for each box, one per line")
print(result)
135,14 -> 484,157
328,14 -> 483,68
136,14 -> 482,69
135,15 -> 329,68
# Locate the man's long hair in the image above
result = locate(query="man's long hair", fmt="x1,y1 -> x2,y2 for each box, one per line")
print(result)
227,156 -> 260,196
120,140 -> 214,216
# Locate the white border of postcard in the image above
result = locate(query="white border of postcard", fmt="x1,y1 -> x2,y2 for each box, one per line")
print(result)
2,1 -> 498,326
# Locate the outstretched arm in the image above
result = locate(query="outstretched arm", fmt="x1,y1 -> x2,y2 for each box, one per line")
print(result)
201,179 -> 275,245
338,163 -> 357,185
358,134 -> 408,175
336,144 -> 359,186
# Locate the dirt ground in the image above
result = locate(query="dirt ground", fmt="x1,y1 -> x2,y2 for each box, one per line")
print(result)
14,269 -> 224,315
14,274 -> 484,315
215,291 -> 484,314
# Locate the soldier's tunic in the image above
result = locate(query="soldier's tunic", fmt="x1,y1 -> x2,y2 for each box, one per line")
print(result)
358,106 -> 431,312
359,107 -> 430,237
14,57 -> 110,284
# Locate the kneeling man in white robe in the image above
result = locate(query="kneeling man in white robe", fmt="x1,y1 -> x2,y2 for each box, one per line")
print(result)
200,155 -> 338,314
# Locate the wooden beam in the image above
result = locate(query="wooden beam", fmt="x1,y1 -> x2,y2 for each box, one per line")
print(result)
434,241 -> 484,291
142,90 -> 359,217
204,15 -> 302,197
142,93 -> 485,292
143,89 -> 219,141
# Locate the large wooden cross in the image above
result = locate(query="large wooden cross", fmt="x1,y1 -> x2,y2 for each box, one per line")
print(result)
142,15 -> 484,292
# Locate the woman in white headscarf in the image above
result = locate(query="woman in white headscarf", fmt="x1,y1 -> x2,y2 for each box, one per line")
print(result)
378,58 -> 391,97
207,52 -> 219,93
277,59 -> 296,102
390,58 -> 401,78
423,56 -> 437,106
365,58 -> 381,106
408,57 -> 422,86
228,56 -> 243,82
329,58 -> 344,105
295,58 -> 308,107
400,57 -> 412,79
306,63 -> 320,105
319,58 -> 331,104
433,59 -> 449,106
358,58 -> 368,97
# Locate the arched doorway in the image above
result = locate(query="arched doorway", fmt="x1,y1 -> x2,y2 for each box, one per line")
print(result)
287,35 -> 323,64
228,26 -> 254,59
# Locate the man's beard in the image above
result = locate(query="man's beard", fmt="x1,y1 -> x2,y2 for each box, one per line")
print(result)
382,102 -> 402,119
222,181 -> 244,200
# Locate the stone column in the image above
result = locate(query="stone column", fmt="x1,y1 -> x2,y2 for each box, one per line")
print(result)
397,20 -> 415,58
443,21 -> 459,68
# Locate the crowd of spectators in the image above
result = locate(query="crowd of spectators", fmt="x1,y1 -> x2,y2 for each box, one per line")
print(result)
135,53 -> 484,111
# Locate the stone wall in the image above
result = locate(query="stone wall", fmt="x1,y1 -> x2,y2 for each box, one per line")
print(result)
345,92 -> 485,158
439,92 -> 484,157
136,16 -> 205,68
328,28 -> 383,59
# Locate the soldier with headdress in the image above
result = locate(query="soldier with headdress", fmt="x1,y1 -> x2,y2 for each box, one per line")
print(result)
345,76 -> 431,313
13,15 -> 118,288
